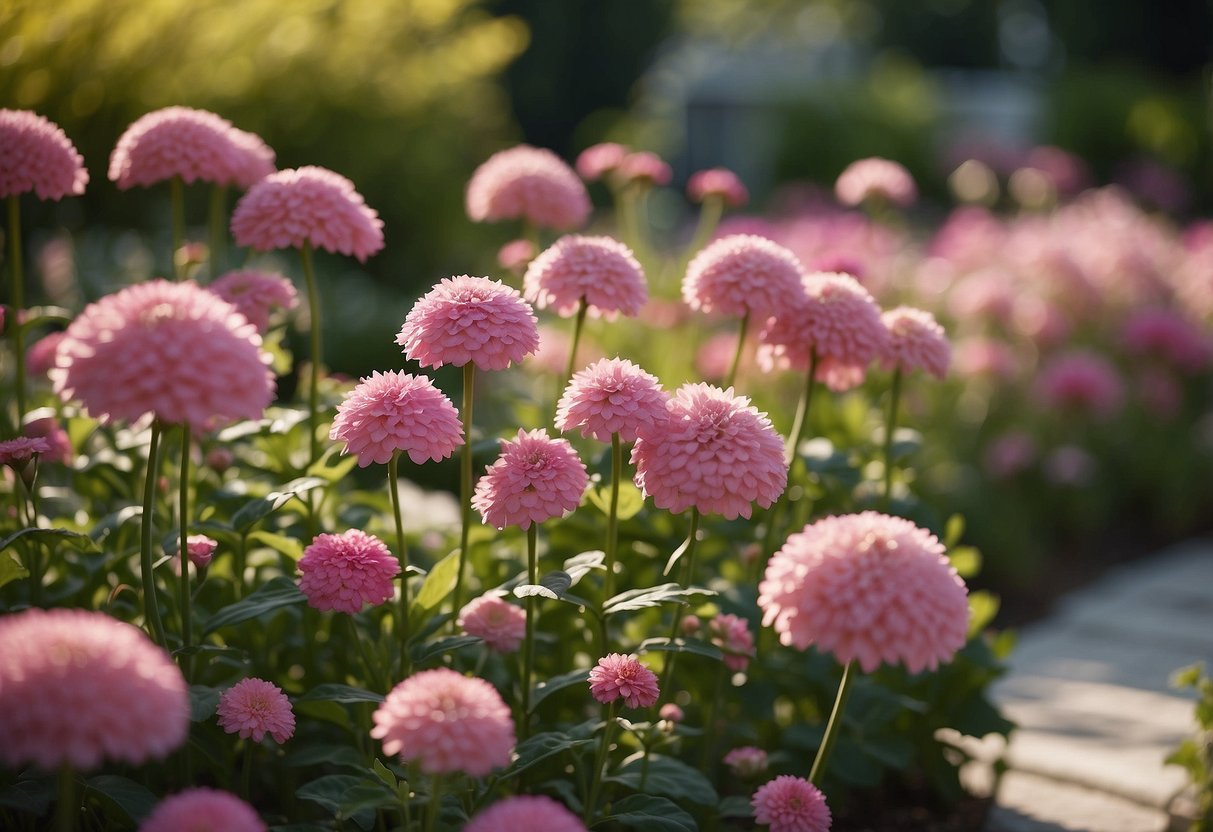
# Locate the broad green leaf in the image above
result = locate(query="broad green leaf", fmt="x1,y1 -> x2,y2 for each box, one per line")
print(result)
949,545 -> 982,579
638,636 -> 723,662
296,684 -> 385,705
717,795 -> 753,819
203,576 -> 305,634
410,550 -> 459,625
247,530 -> 305,561
944,514 -> 966,548
586,481 -> 645,521
608,754 -> 718,806
599,794 -> 697,832
231,477 -> 327,531
0,776 -> 52,814
411,635 -> 482,665
0,526 -> 102,555
85,775 -> 159,822
0,552 -> 29,590
307,447 -> 360,483
497,730 -> 593,779
604,583 -> 716,615
189,685 -> 221,722
372,759 -> 396,788
529,668 -> 591,712
284,743 -> 366,771
563,550 -> 605,585
296,774 -> 396,820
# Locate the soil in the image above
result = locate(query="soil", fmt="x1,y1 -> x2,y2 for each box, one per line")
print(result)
831,793 -> 993,831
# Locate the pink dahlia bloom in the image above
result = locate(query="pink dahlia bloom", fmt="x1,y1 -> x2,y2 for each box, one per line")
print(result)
24,417 -> 72,466
710,613 -> 755,673
371,668 -> 515,776
298,529 -> 401,614
616,151 -> 672,187
397,275 -> 539,371
466,795 -> 587,832
0,436 -> 51,467
983,431 -> 1038,480
186,534 -> 218,568
459,594 -> 527,652
659,703 -> 684,723
556,357 -> 669,442
632,383 -> 786,520
52,280 -> 274,431
216,677 -> 295,744
472,428 -> 588,530
759,512 -> 969,674
576,142 -> 629,181
25,331 -> 66,377
724,746 -> 769,778
207,269 -> 299,333
466,144 -> 590,230
108,106 -> 274,190
752,775 -> 832,832
140,788 -> 265,832
0,608 -> 187,770
881,307 -> 951,379
687,167 -> 749,208
524,235 -> 647,319
682,234 -> 806,319
231,166 -> 384,262
498,238 -> 537,274
835,157 -> 917,208
588,653 -> 660,709
330,370 -> 463,467
0,109 -> 88,200
1034,350 -> 1126,419
758,273 -> 889,375
1122,307 -> 1213,374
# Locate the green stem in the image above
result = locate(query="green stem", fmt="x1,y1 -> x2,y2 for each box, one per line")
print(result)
809,660 -> 856,785
604,433 -> 622,600
659,508 -> 700,698
178,424 -> 192,674
346,614 -> 386,693
241,742 -> 254,800
883,368 -> 903,510
583,701 -> 618,825
8,194 -> 27,425
684,194 -> 723,266
235,533 -> 247,599
388,452 -> 411,676
723,310 -> 750,391
140,423 -> 167,647
300,242 -> 322,538
698,664 -> 726,771
784,348 -> 819,466
13,470 -> 40,606
562,297 -> 589,393
170,176 -> 185,280
208,184 -> 227,280
425,774 -> 444,832
55,765 -> 75,832
453,362 -> 475,624
521,523 -> 539,738
618,188 -> 642,263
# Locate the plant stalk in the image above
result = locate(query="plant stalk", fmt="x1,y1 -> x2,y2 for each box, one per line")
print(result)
178,423 -> 193,677
521,523 -> 539,738
561,296 -> 589,396
140,422 -> 167,647
809,660 -> 856,785
723,309 -> 750,391
388,452 -> 411,676
883,367 -> 903,510
452,362 -> 475,624
604,432 -> 623,600
8,194 -> 27,424
170,176 -> 185,280
300,241 -> 322,537
583,701 -> 618,825
659,507 -> 700,698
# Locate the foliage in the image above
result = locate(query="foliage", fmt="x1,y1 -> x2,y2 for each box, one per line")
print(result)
1168,663 -> 1213,831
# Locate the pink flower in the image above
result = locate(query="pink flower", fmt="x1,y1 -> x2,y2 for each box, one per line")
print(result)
659,703 -> 684,723
632,383 -> 786,520
330,371 -> 463,468
531,323 -> 604,375
298,529 -> 401,614
25,331 -> 66,377
524,235 -> 647,319
52,280 -> 275,431
139,788 -> 265,832
881,307 -> 951,379
752,776 -> 832,832
723,746 -> 769,778
1122,308 -> 1213,374
466,795 -> 586,832
954,338 -> 1019,380
588,653 -> 660,709
556,357 -> 669,443
983,431 -> 1037,480
498,238 -> 537,274
687,168 -> 749,208
759,512 -> 969,674
1035,350 -> 1125,419
576,142 -> 629,182
0,608 -> 188,770
472,428 -> 588,530
0,109 -> 88,200
616,151 -> 672,188
710,613 -> 755,672
758,273 -> 889,375
186,535 -> 218,568
371,668 -> 515,776
835,157 -> 917,207
207,269 -> 299,333
0,436 -> 51,468
459,594 -> 527,652
206,446 -> 235,473
466,144 -> 590,230
396,275 -> 539,370
683,235 -> 806,319
24,417 -> 72,466
216,678 -> 295,744
231,166 -> 384,262
696,330 -> 757,382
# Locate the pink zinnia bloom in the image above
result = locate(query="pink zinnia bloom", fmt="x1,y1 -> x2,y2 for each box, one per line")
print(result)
881,307 -> 951,379
397,275 -> 539,371
710,613 -> 755,673
0,109 -> 88,200
466,795 -> 587,832
588,653 -> 660,709
330,370 -> 463,468
616,151 -> 672,187
576,142 -> 629,182
1035,350 -> 1125,419
186,534 -> 218,568
983,431 -> 1037,480
140,788 -> 265,832
683,234 -> 806,319
498,238 -> 537,274
298,529 -> 401,614
724,746 -> 769,778
0,436 -> 50,467
752,776 -> 832,832
687,167 -> 749,208
231,166 -> 384,262
52,280 -> 274,431
759,512 -> 969,674
472,428 -> 588,530
466,144 -> 590,230
25,331 -> 66,377
0,608 -> 187,770
835,157 -> 917,208
659,703 -> 684,723
1122,307 -> 1213,374
216,677 -> 295,744
24,417 -> 72,466
207,269 -> 299,333
459,594 -> 527,653
632,383 -> 786,520
371,668 -> 515,776
758,272 -> 889,375
524,235 -> 647,320
556,357 -> 669,443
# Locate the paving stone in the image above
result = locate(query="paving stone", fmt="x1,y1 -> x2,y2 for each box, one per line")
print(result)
984,771 -> 1169,832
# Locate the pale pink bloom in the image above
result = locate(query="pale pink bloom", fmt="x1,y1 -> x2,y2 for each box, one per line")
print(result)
982,431 -> 1037,480
659,703 -> 684,723
472,428 -> 588,530
680,614 -> 701,635
1043,444 -> 1096,486
186,534 -> 218,568
531,323 -> 604,375
0,436 -> 50,467
556,357 -> 668,442
231,166 -> 384,262
752,776 -> 832,832
466,144 -> 590,230
1122,308 -> 1213,374
576,142 -> 629,181
1035,350 -> 1125,419
52,280 -> 274,431
24,417 -> 72,466
207,269 -> 299,333
330,370 -> 462,467
815,358 -> 868,393
0,608 -> 188,770
465,795 -> 586,832
881,307 -> 951,379
616,151 -> 672,187
371,668 -> 515,776
397,275 -> 539,370
459,594 -> 527,653
632,383 -> 786,520
683,234 -> 806,319
216,677 -> 295,744
759,512 -> 969,674
1022,145 -> 1090,196
710,613 -> 755,672
0,109 -> 88,200
757,273 -> 889,375
588,653 -> 660,709
724,746 -> 769,778
524,235 -> 647,319
498,238 -> 537,274
25,331 -> 66,377
688,168 -> 749,208
947,270 -> 1017,326
298,529 -> 401,614
140,788 -> 265,832
695,330 -> 757,382
225,127 -> 277,189
954,338 -> 1019,380
835,157 -> 917,208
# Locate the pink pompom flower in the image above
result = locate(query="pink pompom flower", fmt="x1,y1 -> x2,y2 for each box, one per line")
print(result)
1034,350 -> 1126,419
186,535 -> 218,568
659,703 -> 685,723
0,608 -> 188,770
139,788 -> 265,832
459,594 -> 527,653
466,144 -> 591,230
709,613 -> 756,672
556,357 -> 669,443
216,677 -> 295,744
576,142 -> 629,182
371,668 -> 515,777
207,269 -> 299,333
724,746 -> 769,778
25,331 -> 66,377
616,151 -> 673,188
524,235 -> 647,320
1122,307 -> 1213,374
683,234 -> 806,319
835,157 -> 917,208
752,775 -> 832,832
588,653 -> 661,709
0,109 -> 88,200
466,795 -> 587,832
687,167 -> 749,208
23,417 -> 72,466
759,512 -> 970,674
498,238 -> 537,274
881,306 -> 951,379
0,436 -> 50,468
472,428 -> 588,530
298,529 -> 401,614
330,370 -> 463,468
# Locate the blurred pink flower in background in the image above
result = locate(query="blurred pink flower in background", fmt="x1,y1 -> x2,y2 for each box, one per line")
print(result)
576,142 -> 629,182
397,275 -> 539,370
0,109 -> 88,200
709,613 -> 755,672
472,428 -> 588,530
1122,307 -> 1213,374
23,417 -> 72,466
696,329 -> 758,382
466,144 -> 590,230
298,529 -> 401,614
1134,368 -> 1183,419
498,238 -> 537,274
24,331 -> 65,377
139,788 -> 265,832
954,337 -> 1019,380
1043,444 -> 1097,486
946,269 -> 1017,327
588,653 -> 660,708
683,234 -> 806,319
835,157 -> 917,208
216,677 -> 295,744
465,795 -> 586,832
752,775 -> 831,832
881,307 -> 951,379
531,323 -> 604,375
459,594 -> 527,653
524,235 -> 647,319
556,357 -> 668,442
659,703 -> 684,723
724,746 -> 769,778
1021,145 -> 1091,197
688,167 -> 749,208
330,370 -> 463,467
615,150 -> 672,187
1035,350 -> 1126,418
186,534 -> 217,569
207,269 -> 299,333
983,431 -> 1038,480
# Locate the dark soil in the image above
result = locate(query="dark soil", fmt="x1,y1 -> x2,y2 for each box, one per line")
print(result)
831,793 -> 993,831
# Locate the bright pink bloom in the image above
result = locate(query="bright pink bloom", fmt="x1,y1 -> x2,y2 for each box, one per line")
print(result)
983,431 -> 1037,480
0,608 -> 188,770
588,653 -> 660,709
632,383 -> 786,520
23,417 -> 72,466
683,234 -> 806,319
616,151 -> 672,187
298,529 -> 401,614
710,613 -> 755,672
466,795 -> 586,832
687,168 -> 749,208
760,512 -> 969,673
231,166 -> 384,262
752,776 -> 832,832
556,357 -> 668,443
371,668 -> 515,776
472,428 -> 588,530
659,703 -> 684,723
25,331 -> 65,377
1035,350 -> 1125,419
758,272 -> 888,375
524,235 -> 647,319
498,238 -> 537,273
186,534 -> 218,568
207,269 -> 299,333
0,436 -> 50,467
466,144 -> 590,230
881,307 -> 951,379
216,677 -> 295,744
724,746 -> 769,778
1122,308 -> 1213,374
397,275 -> 539,370
0,110 -> 88,200
459,594 -> 527,653
576,142 -> 629,181
140,788 -> 265,832
330,371 -> 462,467
835,157 -> 917,208
52,280 -> 274,431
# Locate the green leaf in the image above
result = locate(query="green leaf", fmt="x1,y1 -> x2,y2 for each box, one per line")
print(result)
949,546 -> 982,579
949,695 -> 1015,739
944,514 -> 966,548
529,668 -> 591,712
608,754 -> 718,806
410,550 -> 459,625
0,526 -> 103,555
586,481 -> 645,521
231,477 -> 327,530
717,795 -> 753,819
411,635 -> 482,664
599,794 -> 697,831
296,774 -> 396,820
0,551 -> 29,590
247,530 -> 305,561
515,581 -> 560,600
498,730 -> 593,779
307,446 -> 361,483
203,576 -> 305,634
967,590 -> 1000,637
372,759 -> 396,788
0,776 -> 52,814
296,684 -> 385,705
189,685 -> 221,722
85,775 -> 159,822
284,743 -> 367,771
603,583 -> 716,615
563,550 -> 606,585
638,636 -> 723,662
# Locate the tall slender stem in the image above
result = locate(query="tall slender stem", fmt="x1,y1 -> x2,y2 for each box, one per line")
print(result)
883,368 -> 903,510
208,184 -> 227,280
300,242 -> 322,537
140,423 -> 167,647
583,701 -> 618,825
55,764 -> 75,832
13,470 -> 41,606
784,349 -> 819,466
521,523 -> 539,738
424,774 -> 444,832
809,660 -> 856,785
241,742 -> 254,800
170,176 -> 185,280
723,310 -> 750,391
659,508 -> 700,697
453,362 -> 475,623
8,194 -> 27,424
683,194 -> 723,268
388,452 -> 411,675
178,423 -> 193,675
562,297 -> 589,393
604,433 -> 622,600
